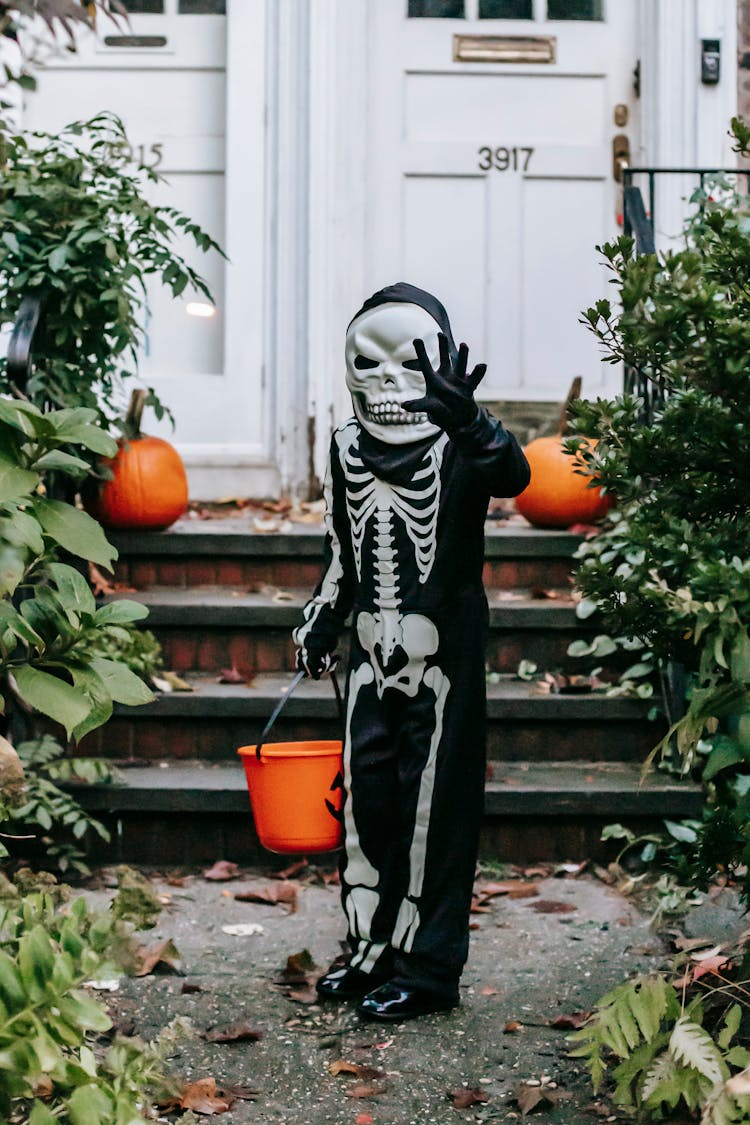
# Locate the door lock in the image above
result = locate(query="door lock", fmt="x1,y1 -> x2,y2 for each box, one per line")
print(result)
612,134 -> 630,183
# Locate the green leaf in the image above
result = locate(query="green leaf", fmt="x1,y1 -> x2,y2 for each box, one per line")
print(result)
54,424 -> 118,458
731,631 -> 750,683
0,453 -> 38,503
94,599 -> 149,626
663,820 -> 698,843
718,1003 -> 742,1050
59,991 -> 113,1034
67,1083 -> 114,1125
668,1016 -> 726,1086
703,739 -> 746,781
0,398 -> 40,437
576,598 -> 599,620
29,1102 -> 58,1125
47,562 -> 96,619
48,245 -> 69,272
33,499 -> 117,570
69,665 -> 113,741
12,665 -> 91,739
89,657 -> 154,706
33,450 -> 91,474
0,545 -> 27,596
0,509 -> 45,555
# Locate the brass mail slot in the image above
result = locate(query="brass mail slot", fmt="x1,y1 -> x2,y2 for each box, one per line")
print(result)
453,34 -> 556,64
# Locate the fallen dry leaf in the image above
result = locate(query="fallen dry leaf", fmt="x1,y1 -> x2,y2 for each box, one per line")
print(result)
287,985 -> 318,1004
482,880 -> 540,900
281,948 -> 317,980
691,954 -> 732,981
525,899 -> 577,914
355,1116 -> 375,1125
504,1020 -> 523,1033
203,1021 -> 263,1043
346,1084 -> 383,1099
329,1059 -> 361,1076
218,666 -> 250,684
157,670 -> 193,692
480,986 -> 499,996
550,1011 -> 591,1029
726,1064 -> 750,1097
88,562 -> 117,596
160,1077 -> 234,1115
448,1087 -> 490,1108
203,859 -> 240,882
329,1060 -> 386,1080
271,858 -> 308,880
134,938 -> 181,977
515,1082 -> 562,1116
234,881 -> 299,913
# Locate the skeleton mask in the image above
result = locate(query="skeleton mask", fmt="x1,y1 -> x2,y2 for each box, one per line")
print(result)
345,302 -> 441,445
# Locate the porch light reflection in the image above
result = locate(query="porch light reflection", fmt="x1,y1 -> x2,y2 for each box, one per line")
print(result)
185,301 -> 216,318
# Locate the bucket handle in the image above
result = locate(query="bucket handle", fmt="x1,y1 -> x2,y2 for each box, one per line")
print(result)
255,668 -> 344,761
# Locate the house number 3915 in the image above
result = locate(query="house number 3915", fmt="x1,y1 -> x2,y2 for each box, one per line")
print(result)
478,146 -> 534,172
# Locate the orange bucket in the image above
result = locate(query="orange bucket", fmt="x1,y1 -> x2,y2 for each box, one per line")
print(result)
237,670 -> 345,854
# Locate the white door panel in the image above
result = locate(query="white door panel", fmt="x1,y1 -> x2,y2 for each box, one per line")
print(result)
23,1 -> 267,473
367,0 -> 638,401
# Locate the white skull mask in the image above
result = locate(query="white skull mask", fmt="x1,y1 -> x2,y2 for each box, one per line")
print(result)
345,302 -> 442,445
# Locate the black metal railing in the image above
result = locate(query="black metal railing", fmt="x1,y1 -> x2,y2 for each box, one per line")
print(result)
621,166 -> 750,419
6,294 -> 42,395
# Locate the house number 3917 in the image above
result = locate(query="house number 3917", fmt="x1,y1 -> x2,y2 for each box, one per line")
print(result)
478,146 -> 534,172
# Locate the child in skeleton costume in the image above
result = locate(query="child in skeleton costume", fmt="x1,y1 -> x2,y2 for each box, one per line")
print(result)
294,283 -> 530,1022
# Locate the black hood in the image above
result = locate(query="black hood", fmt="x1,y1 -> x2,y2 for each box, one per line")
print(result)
347,282 -> 453,484
347,281 -> 457,359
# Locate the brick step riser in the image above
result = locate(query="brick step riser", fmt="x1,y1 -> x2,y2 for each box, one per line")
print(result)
151,627 -> 597,676
78,809 -> 665,866
82,715 -> 659,764
114,556 -> 576,593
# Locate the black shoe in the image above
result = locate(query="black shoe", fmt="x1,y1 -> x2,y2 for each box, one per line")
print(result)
357,981 -> 459,1022
316,966 -> 388,1002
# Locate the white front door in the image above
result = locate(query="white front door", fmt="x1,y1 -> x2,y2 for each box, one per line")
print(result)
366,0 -> 639,402
24,1 -> 272,495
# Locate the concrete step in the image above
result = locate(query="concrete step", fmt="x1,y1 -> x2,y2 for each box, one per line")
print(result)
68,759 -> 703,865
82,672 -> 660,765
109,587 -> 599,675
110,523 -> 582,593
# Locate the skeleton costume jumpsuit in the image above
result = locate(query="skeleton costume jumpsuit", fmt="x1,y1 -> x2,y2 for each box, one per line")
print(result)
294,284 -> 530,1001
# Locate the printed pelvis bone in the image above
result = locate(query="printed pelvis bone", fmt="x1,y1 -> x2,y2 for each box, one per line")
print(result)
357,609 -> 439,698
345,302 -> 442,445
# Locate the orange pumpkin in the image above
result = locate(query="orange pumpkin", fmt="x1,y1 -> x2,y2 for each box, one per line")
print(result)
516,434 -> 611,529
90,390 -> 188,531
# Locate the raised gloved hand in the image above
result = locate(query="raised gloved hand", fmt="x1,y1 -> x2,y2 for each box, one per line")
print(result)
296,645 -> 339,681
403,332 -> 487,435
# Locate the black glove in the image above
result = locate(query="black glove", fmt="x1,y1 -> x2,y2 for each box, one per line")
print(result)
296,644 -> 339,680
403,332 -> 487,435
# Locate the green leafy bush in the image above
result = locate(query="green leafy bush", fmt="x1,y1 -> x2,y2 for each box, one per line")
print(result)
0,397 -> 153,742
570,975 -> 750,1123
0,889 -> 179,1124
567,121 -> 750,893
6,736 -> 113,875
0,112 -> 221,421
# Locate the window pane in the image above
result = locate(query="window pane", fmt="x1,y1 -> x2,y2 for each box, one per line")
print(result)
408,0 -> 464,17
115,0 -> 163,11
479,0 -> 533,17
178,0 -> 226,11
547,0 -> 603,19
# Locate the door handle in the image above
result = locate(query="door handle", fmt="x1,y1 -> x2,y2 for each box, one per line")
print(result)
612,134 -> 630,183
